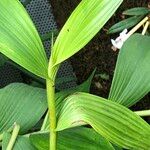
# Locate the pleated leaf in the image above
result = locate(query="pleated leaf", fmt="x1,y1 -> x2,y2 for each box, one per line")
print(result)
109,34 -> 150,107
2,132 -> 36,150
50,0 -> 123,68
56,92 -> 150,150
30,127 -> 114,150
41,70 -> 95,131
0,0 -> 48,79
0,83 -> 47,134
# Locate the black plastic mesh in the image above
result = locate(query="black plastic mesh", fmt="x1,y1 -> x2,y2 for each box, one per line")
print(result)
0,0 -> 76,89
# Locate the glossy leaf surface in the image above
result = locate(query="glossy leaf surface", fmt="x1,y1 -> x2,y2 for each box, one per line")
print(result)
0,0 -> 48,79
56,92 -> 150,149
50,0 -> 123,69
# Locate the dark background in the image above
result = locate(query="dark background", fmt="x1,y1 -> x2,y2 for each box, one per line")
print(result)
50,0 -> 150,122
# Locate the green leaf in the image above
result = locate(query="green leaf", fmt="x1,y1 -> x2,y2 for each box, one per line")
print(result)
123,7 -> 150,16
55,69 -> 95,108
75,69 -> 96,93
2,132 -> 36,150
30,127 -> 114,150
56,92 -> 150,150
50,0 -> 123,69
109,34 -> 150,107
0,0 -> 48,79
0,83 -> 47,134
108,16 -> 143,34
41,70 -> 95,131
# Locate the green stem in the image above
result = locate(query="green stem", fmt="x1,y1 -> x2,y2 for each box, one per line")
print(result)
46,79 -> 56,150
6,123 -> 20,150
135,110 -> 150,117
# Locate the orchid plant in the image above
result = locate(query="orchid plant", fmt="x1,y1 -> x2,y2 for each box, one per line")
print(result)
1,1 -> 150,150
109,7 -> 150,50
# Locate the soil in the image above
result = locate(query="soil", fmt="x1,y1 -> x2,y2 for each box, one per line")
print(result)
50,0 -> 150,121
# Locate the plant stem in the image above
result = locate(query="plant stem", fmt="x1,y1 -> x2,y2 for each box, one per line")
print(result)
142,21 -> 150,35
135,110 -> 150,117
46,79 -> 56,150
6,123 -> 20,150
126,16 -> 148,38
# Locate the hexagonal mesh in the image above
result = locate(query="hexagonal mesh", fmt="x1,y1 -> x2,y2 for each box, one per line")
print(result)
0,0 -> 76,89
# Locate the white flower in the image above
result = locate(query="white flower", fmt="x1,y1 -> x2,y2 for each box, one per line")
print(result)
111,29 -> 128,49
